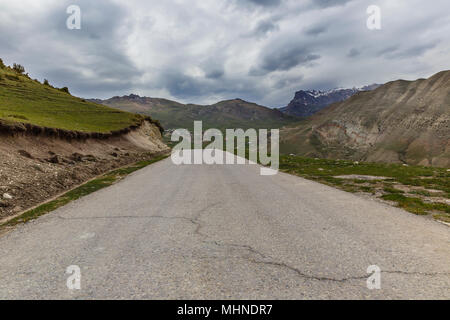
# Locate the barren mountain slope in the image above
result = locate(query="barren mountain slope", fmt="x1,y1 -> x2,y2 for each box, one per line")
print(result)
280,71 -> 450,167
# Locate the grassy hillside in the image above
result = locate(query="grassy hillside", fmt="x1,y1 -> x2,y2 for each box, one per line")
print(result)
0,61 -> 144,133
281,71 -> 450,167
93,95 -> 298,131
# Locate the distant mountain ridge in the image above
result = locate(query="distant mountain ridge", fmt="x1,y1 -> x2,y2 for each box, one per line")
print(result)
280,71 -> 450,167
279,84 -> 380,117
90,95 -> 298,131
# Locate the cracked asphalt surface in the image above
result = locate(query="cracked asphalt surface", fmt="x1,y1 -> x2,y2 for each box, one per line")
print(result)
0,152 -> 449,299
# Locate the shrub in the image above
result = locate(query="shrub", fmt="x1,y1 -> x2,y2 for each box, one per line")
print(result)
13,63 -> 25,74
59,87 -> 70,94
0,58 -> 5,68
43,79 -> 50,86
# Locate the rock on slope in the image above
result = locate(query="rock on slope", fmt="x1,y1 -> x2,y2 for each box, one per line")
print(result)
279,85 -> 380,118
280,71 -> 450,167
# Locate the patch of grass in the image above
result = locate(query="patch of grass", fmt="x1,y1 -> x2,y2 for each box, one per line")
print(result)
320,176 -> 345,186
381,194 -> 450,215
341,185 -> 360,193
433,214 -> 450,223
381,194 -> 427,215
409,190 -> 432,197
360,186 -> 376,194
277,154 -> 450,217
383,186 -> 405,194
1,155 -> 168,228
0,64 -> 144,133
352,179 -> 371,184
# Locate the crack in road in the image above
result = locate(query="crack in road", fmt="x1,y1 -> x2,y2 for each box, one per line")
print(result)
57,207 -> 450,284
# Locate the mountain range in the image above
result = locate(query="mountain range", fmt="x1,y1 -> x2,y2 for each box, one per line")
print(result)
280,71 -> 450,167
90,95 -> 298,131
90,71 -> 450,167
279,84 -> 380,117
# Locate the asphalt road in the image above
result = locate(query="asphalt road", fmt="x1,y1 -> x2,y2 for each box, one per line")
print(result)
0,152 -> 449,299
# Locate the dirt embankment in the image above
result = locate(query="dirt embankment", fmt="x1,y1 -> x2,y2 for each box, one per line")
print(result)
0,120 -> 169,221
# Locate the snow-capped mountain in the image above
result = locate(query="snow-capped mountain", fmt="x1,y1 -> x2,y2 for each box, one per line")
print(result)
279,84 -> 380,117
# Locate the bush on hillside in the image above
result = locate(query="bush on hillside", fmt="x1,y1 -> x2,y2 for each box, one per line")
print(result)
13,63 -> 25,74
0,58 -> 5,69
43,79 -> 50,86
59,87 -> 70,94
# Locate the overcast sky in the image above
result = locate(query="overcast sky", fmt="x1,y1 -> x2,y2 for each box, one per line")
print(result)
1,0 -> 449,107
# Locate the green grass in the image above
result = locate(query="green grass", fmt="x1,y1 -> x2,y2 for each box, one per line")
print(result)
383,186 -> 405,194
280,155 -> 450,193
433,214 -> 450,223
0,64 -> 144,133
381,194 -> 450,215
359,186 -> 376,194
1,155 -> 168,228
409,190 -> 432,197
278,155 -> 450,222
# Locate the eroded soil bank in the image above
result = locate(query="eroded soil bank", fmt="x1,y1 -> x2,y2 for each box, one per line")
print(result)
0,120 -> 169,221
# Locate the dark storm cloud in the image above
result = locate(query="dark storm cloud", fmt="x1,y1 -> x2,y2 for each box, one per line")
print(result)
164,73 -> 206,98
249,46 -> 321,76
243,0 -> 282,7
1,0 -> 449,106
253,20 -> 280,37
47,0 -> 142,92
305,24 -> 328,36
44,67 -> 136,97
347,48 -> 360,58
378,43 -> 438,59
314,0 -> 354,8
274,75 -> 304,89
376,46 -> 399,57
161,71 -> 264,103
205,69 -> 225,79
0,0 -> 141,97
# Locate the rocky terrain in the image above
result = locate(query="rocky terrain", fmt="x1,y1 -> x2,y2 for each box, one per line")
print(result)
279,84 -> 380,117
0,120 -> 169,222
280,71 -> 450,167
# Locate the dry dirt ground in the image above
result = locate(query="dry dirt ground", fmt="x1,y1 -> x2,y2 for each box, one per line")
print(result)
0,121 -> 169,221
